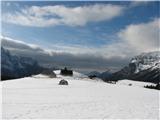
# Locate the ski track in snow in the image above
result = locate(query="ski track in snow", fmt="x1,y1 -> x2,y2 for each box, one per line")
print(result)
2,71 -> 159,119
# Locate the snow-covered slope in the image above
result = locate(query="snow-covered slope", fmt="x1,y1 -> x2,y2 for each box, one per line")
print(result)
117,79 -> 156,87
2,72 -> 159,119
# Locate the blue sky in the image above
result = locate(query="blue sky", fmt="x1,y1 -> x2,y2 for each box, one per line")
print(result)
1,1 -> 160,72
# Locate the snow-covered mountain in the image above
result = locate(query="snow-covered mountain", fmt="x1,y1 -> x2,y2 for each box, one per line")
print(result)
130,51 -> 160,73
107,51 -> 160,83
1,47 -> 43,80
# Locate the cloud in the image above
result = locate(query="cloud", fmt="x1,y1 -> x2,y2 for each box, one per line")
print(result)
118,18 -> 160,53
129,1 -> 149,8
1,36 -> 129,72
1,18 -> 159,72
1,36 -> 44,53
2,4 -> 124,27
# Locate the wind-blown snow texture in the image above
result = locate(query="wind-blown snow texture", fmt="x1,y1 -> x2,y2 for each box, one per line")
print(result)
2,71 -> 159,119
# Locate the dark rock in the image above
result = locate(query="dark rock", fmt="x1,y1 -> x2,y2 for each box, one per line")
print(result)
59,79 -> 68,85
60,67 -> 73,76
144,83 -> 160,90
128,83 -> 132,86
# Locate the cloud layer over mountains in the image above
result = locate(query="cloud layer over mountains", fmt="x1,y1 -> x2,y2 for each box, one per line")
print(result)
1,18 -> 159,72
1,36 -> 129,72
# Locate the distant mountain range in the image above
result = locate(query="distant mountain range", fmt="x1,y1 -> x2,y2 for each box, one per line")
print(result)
1,47 -> 160,83
1,47 -> 43,80
89,51 -> 159,83
87,71 -> 112,80
110,51 -> 160,83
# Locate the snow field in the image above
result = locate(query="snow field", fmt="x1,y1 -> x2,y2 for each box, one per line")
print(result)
2,72 -> 159,119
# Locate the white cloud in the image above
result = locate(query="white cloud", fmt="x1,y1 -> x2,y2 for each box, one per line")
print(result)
0,36 -> 127,59
1,18 -> 159,72
53,18 -> 159,58
2,18 -> 159,57
118,18 -> 160,53
1,36 -> 42,50
129,1 -> 149,8
2,4 -> 124,27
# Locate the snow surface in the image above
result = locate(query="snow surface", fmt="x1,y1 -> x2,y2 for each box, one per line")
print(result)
117,79 -> 156,88
2,71 -> 159,119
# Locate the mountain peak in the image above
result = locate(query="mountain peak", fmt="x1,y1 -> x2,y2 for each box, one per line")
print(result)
130,51 -> 160,73
104,51 -> 160,83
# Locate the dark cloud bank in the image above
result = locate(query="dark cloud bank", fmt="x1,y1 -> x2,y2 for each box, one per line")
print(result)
1,37 -> 130,73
